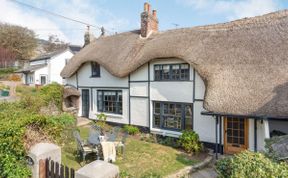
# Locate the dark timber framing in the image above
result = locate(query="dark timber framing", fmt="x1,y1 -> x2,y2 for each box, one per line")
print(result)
128,75 -> 131,124
254,119 -> 257,152
148,62 -> 151,131
76,72 -> 79,89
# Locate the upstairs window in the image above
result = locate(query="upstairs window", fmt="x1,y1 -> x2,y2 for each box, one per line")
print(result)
154,63 -> 190,81
91,62 -> 100,77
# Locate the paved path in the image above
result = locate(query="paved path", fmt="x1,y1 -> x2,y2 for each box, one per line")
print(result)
190,166 -> 217,178
77,117 -> 92,126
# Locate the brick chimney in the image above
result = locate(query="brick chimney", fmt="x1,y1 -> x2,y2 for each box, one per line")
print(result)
141,2 -> 159,38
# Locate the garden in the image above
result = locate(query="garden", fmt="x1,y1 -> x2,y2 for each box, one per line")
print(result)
62,123 -> 207,178
0,82 -> 208,178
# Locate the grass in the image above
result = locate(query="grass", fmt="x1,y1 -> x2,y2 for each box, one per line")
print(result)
16,85 -> 37,96
62,126 -> 199,177
0,68 -> 15,79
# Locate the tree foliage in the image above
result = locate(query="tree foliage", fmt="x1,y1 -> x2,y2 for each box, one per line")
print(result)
0,23 -> 37,60
43,35 -> 68,53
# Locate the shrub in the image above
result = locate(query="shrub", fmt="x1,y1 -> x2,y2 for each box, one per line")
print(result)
178,130 -> 202,154
123,125 -> 140,135
8,74 -> 21,81
39,83 -> 63,110
157,136 -> 180,148
94,113 -> 107,129
0,83 -> 74,178
216,151 -> 288,178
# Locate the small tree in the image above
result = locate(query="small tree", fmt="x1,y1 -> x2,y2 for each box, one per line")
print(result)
0,23 -> 37,60
94,113 -> 107,129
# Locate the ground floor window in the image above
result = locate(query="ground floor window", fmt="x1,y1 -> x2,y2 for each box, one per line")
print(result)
153,101 -> 193,131
97,90 -> 122,115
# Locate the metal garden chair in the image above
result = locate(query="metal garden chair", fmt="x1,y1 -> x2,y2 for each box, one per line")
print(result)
73,130 -> 93,163
116,132 -> 129,158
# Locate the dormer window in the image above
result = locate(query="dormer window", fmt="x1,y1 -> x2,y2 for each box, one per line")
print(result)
154,63 -> 190,81
91,62 -> 100,77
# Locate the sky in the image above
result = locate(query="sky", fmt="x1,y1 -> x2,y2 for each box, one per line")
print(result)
1,0 -> 288,45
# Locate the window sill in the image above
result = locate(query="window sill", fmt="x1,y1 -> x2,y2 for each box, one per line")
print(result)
90,76 -> 100,78
96,112 -> 123,119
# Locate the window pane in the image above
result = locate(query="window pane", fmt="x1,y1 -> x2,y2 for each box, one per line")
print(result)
91,62 -> 100,77
154,102 -> 160,114
97,90 -> 122,114
185,105 -> 193,129
154,115 -> 160,128
162,65 -> 170,80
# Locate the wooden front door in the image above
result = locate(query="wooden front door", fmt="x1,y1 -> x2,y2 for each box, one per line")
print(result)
81,89 -> 90,117
224,117 -> 249,154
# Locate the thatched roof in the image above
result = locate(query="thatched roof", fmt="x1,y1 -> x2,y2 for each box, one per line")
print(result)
63,86 -> 80,98
61,10 -> 288,118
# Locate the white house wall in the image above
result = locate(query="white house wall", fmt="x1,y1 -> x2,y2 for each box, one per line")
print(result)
49,50 -> 74,84
130,98 -> 149,127
130,63 -> 148,81
194,72 -> 205,100
34,66 -> 48,85
77,63 -> 128,87
193,101 -> 216,143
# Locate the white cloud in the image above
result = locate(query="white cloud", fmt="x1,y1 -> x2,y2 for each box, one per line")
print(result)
0,0 -> 68,41
178,0 -> 279,20
0,0 -> 129,45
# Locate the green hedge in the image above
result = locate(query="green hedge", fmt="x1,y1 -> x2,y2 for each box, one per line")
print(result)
0,83 -> 74,178
216,151 -> 288,178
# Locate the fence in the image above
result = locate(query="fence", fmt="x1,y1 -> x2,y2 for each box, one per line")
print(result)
39,159 -> 75,178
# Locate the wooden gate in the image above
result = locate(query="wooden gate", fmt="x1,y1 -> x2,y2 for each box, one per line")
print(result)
39,159 -> 75,178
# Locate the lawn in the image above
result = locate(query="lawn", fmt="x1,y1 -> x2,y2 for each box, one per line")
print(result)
62,126 -> 200,178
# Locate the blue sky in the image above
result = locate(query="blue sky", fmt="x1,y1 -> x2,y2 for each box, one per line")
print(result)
1,0 -> 288,45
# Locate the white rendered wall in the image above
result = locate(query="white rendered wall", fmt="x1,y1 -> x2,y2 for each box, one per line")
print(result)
130,63 -> 148,81
130,98 -> 149,127
194,72 -> 205,100
130,82 -> 148,97
34,66 -> 48,85
49,50 -> 73,84
77,63 -> 128,87
64,74 -> 77,87
248,119 -> 270,151
193,101 -> 216,143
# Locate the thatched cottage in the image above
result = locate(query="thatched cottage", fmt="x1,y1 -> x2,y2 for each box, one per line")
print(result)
61,3 -> 288,155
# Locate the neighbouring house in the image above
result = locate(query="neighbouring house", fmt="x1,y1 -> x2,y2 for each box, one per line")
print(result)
17,45 -> 81,86
61,3 -> 288,154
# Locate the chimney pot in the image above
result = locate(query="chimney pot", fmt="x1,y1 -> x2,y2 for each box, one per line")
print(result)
152,10 -> 157,18
144,2 -> 149,12
141,2 -> 158,38
147,4 -> 151,14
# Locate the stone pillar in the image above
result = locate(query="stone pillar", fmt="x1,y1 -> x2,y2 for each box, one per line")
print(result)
28,143 -> 61,178
75,160 -> 119,178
